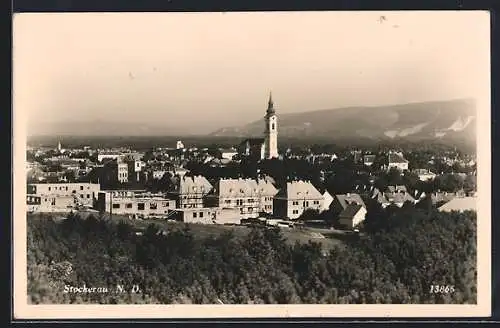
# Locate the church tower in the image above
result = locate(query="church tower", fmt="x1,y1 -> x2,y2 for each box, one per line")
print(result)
264,91 -> 278,159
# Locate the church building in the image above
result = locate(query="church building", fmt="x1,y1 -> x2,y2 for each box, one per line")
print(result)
239,92 -> 279,160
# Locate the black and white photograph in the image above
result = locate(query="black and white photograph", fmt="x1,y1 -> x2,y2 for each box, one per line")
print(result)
13,11 -> 491,318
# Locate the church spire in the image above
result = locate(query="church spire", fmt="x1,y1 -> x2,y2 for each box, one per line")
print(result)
267,91 -> 275,115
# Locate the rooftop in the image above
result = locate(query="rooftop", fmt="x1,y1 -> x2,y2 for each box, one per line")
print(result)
438,197 -> 476,212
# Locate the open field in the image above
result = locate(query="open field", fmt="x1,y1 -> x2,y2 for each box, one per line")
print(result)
28,211 -> 345,252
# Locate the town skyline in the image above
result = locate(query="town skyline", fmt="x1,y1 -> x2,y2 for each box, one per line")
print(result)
14,11 -> 488,135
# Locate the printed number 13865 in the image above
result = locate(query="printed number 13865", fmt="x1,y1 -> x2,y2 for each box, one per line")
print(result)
430,285 -> 455,293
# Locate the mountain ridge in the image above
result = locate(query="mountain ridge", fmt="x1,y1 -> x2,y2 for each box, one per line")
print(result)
209,98 -> 477,145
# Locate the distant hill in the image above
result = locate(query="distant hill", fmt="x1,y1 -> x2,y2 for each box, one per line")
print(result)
209,99 -> 477,145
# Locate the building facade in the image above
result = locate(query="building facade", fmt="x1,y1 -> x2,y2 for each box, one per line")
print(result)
167,175 -> 213,209
96,190 -> 176,218
330,193 -> 367,229
273,180 -> 324,220
170,207 -> 241,225
27,182 -> 101,212
206,178 -> 278,219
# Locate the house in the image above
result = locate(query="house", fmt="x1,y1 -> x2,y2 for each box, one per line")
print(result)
329,193 -> 367,229
206,178 -> 278,219
388,152 -> 409,171
273,180 -> 323,220
96,191 -> 176,218
369,185 -> 416,208
218,148 -> 238,160
384,185 -> 416,207
363,154 -> 376,167
238,138 -> 265,160
412,169 -> 437,181
438,197 -> 476,213
167,175 -> 213,209
338,204 -> 367,230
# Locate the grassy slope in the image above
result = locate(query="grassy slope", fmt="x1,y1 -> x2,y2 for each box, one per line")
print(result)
29,212 -> 344,252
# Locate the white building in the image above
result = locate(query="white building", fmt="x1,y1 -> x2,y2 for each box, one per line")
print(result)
167,175 -> 213,209
330,193 -> 367,230
264,92 -> 279,159
206,178 -> 278,219
273,180 -> 323,220
176,140 -> 185,150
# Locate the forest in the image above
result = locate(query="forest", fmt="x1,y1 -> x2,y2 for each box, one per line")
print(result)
27,205 -> 477,304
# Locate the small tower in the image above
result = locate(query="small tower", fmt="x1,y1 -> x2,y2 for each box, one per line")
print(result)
57,141 -> 62,152
264,91 -> 278,159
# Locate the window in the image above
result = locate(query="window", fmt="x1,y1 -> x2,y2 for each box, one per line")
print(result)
80,194 -> 84,198
65,186 -> 68,191
87,194 -> 90,198
162,202 -> 169,207
193,212 -> 197,218
138,203 -> 145,210
112,204 -> 120,209
272,123 -> 275,130
150,203 -> 157,210
225,200 -> 231,204
80,186 -> 84,190
248,207 -> 253,213
199,212 -> 204,218
126,203 -> 133,209
48,187 -> 51,191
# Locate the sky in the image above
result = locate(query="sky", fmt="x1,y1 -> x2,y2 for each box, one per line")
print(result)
13,11 -> 489,135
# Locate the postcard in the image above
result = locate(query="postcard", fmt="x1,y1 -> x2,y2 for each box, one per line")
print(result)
13,10 -> 491,319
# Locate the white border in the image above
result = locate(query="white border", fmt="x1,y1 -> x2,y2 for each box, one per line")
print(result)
12,11 -> 491,319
